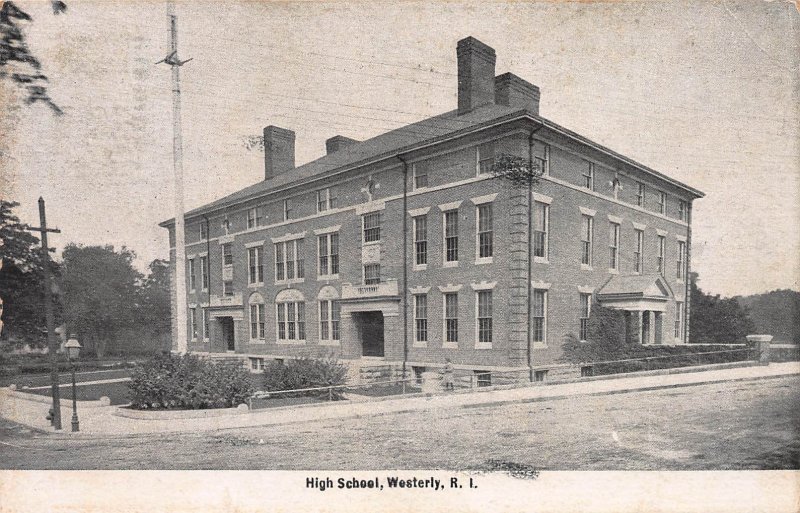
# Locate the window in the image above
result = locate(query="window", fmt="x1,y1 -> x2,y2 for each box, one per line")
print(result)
477,141 -> 496,175
189,307 -> 198,339
678,200 -> 687,221
477,290 -> 492,344
581,214 -> 593,266
247,207 -> 264,229
581,366 -> 594,377
200,222 -> 208,240
202,308 -> 209,340
274,239 -> 304,281
477,204 -> 493,259
363,212 -> 381,242
444,292 -> 458,343
582,161 -> 594,190
248,246 -> 264,284
657,235 -> 666,276
364,264 -> 380,285
188,258 -> 196,290
475,370 -> 491,387
318,232 -> 339,277
283,199 -> 291,221
677,240 -> 686,280
222,218 -> 231,235
250,303 -> 265,340
414,215 -> 427,266
634,229 -> 644,273
534,202 -> 549,259
250,358 -> 265,371
534,370 -> 548,382
609,222 -> 620,271
413,161 -> 429,189
317,188 -> 334,212
532,289 -> 547,344
414,294 -> 428,343
199,256 -> 208,290
222,280 -> 234,296
579,293 -> 591,341
444,211 -> 459,263
658,191 -> 667,215
277,301 -> 305,341
319,299 -> 341,342
222,243 -> 233,266
534,144 -> 550,176
675,301 -> 684,339
637,182 -> 645,207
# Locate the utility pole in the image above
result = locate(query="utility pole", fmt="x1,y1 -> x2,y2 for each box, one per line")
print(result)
158,1 -> 192,354
25,197 -> 62,430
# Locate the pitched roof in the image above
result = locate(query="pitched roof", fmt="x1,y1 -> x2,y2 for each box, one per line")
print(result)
597,274 -> 674,299
178,104 -> 523,221
161,104 -> 705,226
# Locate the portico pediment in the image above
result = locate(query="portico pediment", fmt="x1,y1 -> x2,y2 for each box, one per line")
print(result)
596,274 -> 674,312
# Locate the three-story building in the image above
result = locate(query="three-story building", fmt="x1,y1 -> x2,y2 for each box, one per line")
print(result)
161,36 -> 703,382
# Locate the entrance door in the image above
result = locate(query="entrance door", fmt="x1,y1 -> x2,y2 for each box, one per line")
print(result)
220,317 -> 235,351
357,312 -> 384,357
653,312 -> 663,345
641,311 -> 651,345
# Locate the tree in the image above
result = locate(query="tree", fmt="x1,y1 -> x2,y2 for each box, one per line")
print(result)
139,258 -> 171,339
1,1 -> 65,114
0,199 -> 58,346
59,244 -> 143,357
689,272 -> 755,344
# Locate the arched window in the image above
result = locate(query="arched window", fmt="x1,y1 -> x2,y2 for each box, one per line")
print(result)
317,286 -> 341,343
275,289 -> 306,342
248,292 -> 265,341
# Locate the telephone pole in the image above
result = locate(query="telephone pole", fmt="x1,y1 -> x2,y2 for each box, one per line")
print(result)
158,1 -> 192,354
25,197 -> 62,430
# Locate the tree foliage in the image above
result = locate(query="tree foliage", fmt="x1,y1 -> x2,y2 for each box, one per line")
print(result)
59,244 -> 143,357
689,272 -> 755,344
489,153 -> 544,189
0,1 -> 64,114
0,200 -> 57,344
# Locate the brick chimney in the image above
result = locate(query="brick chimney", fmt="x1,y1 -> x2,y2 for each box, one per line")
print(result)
457,37 -> 497,115
495,73 -> 540,116
325,135 -> 359,155
263,126 -> 295,180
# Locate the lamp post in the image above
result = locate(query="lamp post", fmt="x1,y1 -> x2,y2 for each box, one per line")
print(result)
64,336 -> 82,432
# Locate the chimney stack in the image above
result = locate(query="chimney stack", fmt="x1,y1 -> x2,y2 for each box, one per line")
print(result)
494,73 -> 540,115
263,126 -> 295,180
325,135 -> 359,155
457,37 -> 497,115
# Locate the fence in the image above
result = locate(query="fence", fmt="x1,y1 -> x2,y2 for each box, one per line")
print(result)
247,346 -> 758,408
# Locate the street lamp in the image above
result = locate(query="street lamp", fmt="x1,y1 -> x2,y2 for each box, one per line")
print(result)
64,336 -> 82,432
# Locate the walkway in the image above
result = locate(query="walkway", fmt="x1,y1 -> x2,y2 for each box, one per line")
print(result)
1,361 -> 797,437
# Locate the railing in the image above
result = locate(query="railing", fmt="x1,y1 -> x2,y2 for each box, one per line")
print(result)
248,377 -> 415,409
341,280 -> 398,299
246,347 -> 759,409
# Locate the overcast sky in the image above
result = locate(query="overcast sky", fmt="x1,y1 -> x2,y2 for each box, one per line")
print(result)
1,0 -> 798,297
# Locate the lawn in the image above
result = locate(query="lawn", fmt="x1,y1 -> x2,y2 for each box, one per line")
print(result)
20,380 -> 132,405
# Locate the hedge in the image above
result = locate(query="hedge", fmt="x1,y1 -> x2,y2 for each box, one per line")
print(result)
127,354 -> 254,410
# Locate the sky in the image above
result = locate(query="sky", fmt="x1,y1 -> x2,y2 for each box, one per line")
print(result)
1,0 -> 798,298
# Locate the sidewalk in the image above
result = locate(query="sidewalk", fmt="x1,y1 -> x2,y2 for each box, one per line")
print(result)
1,361 -> 798,437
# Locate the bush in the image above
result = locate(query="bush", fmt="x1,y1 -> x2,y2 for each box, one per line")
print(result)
127,354 -> 254,410
262,356 -> 348,400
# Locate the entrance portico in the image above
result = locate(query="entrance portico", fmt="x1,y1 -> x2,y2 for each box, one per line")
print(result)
597,274 -> 674,345
339,281 -> 401,361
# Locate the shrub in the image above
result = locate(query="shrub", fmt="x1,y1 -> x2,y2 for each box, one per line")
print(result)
127,354 -> 253,410
262,356 -> 348,400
